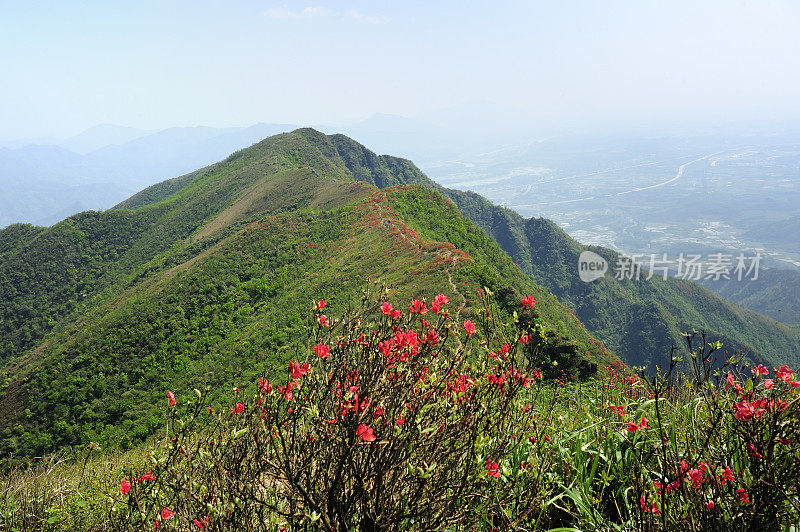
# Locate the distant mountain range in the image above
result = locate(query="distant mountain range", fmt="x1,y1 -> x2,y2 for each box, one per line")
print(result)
1,117 -> 466,227
0,124 -> 153,153
0,101 -> 546,228
0,123 -> 300,226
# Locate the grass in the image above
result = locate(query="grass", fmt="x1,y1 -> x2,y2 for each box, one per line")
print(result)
0,446 -> 147,530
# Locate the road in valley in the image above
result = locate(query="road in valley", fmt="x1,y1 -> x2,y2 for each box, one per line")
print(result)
510,151 -> 724,208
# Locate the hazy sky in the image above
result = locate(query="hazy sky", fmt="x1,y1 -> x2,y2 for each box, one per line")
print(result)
2,0 -> 799,139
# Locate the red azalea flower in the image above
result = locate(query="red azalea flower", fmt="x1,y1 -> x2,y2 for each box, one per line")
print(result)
752,364 -> 769,376
380,301 -> 394,316
278,381 -> 294,401
290,361 -> 312,381
166,391 -> 176,408
706,500 -> 715,511
356,424 -> 376,442
725,371 -> 743,394
651,503 -> 661,516
317,314 -> 330,327
161,508 -> 174,520
379,340 -> 393,356
734,401 -> 757,420
231,402 -> 245,414
139,471 -> 154,482
449,373 -> 473,394
120,479 -> 131,495
313,343 -> 330,358
194,516 -> 209,529
425,329 -> 440,345
258,378 -> 272,394
431,294 -> 449,315
488,373 -> 506,389
521,295 -> 537,309
747,443 -> 763,459
777,365 -> 793,383
719,467 -> 735,484
409,299 -> 428,314
607,404 -> 625,416
688,468 -> 703,489
628,421 -> 639,432
486,459 -> 501,478
315,299 -> 327,311
736,488 -> 750,503
463,320 -> 477,336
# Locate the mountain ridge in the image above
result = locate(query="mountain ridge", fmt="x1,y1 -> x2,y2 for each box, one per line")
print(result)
2,128 -> 799,457
121,128 -> 800,369
0,128 -> 613,457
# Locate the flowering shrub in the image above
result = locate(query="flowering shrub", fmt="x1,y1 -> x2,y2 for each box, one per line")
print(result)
115,285 -> 556,530
110,288 -> 800,530
626,333 -> 800,530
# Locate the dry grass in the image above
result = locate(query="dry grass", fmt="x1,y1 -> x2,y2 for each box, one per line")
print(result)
0,446 -> 148,531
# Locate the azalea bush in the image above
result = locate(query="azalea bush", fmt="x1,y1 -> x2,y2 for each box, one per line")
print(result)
548,334 -> 800,531
627,333 -> 800,531
113,284 -> 563,530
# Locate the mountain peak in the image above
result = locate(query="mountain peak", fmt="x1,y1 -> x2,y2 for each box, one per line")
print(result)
0,128 -> 613,457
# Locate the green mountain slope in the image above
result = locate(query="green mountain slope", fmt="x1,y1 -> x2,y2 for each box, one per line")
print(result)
0,130 -> 613,457
289,131 -> 800,369
700,268 -> 800,325
445,193 -> 800,370
105,128 -> 800,370
0,130 -> 401,362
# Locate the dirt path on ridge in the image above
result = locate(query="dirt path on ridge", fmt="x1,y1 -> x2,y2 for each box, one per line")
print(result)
376,192 -> 468,345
